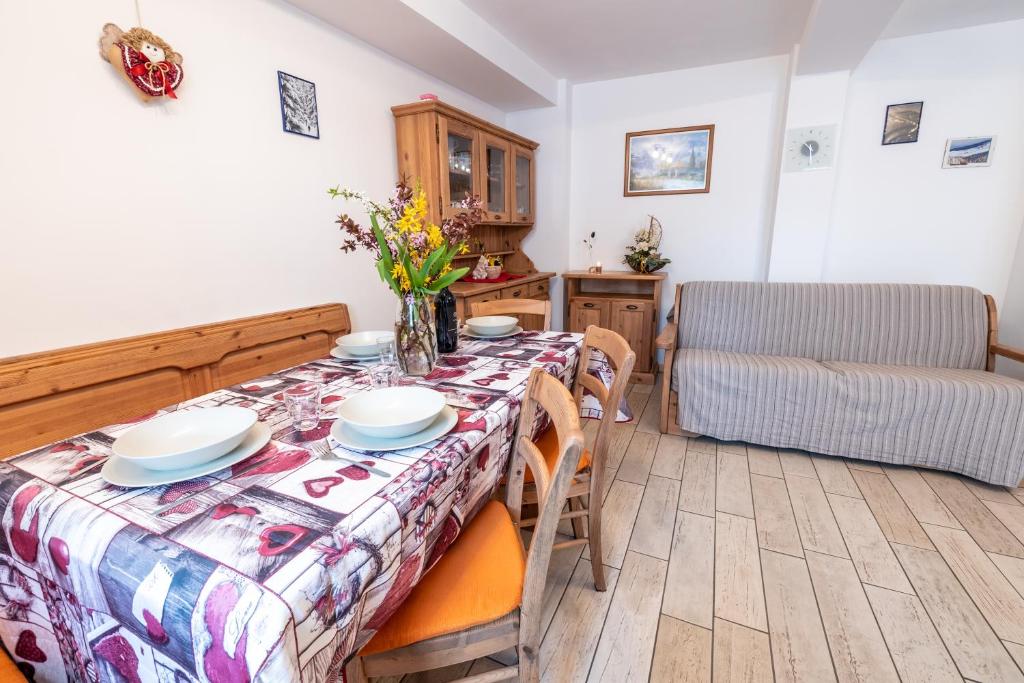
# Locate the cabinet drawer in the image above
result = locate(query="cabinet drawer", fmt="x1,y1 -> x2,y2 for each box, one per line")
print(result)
527,280 -> 549,298
568,298 -> 610,333
502,284 -> 528,300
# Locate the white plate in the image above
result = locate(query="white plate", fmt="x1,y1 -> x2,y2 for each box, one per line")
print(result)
101,422 -> 271,487
112,407 -> 258,471
466,315 -> 518,336
336,386 -> 446,438
336,330 -> 394,357
331,406 -> 458,452
461,325 -> 524,340
330,347 -> 378,363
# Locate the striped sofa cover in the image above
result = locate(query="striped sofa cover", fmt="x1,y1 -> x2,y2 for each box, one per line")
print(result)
672,282 -> 1024,485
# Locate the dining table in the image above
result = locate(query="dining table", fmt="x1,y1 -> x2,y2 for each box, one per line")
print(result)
0,329 -> 627,683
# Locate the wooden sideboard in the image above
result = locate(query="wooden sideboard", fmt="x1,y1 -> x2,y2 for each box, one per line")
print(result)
563,271 -> 667,383
392,99 -> 552,330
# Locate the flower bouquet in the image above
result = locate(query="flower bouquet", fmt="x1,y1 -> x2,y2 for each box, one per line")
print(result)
329,180 -> 482,375
624,215 -> 671,273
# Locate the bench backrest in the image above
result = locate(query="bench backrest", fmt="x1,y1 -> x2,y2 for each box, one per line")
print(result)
677,281 -> 989,369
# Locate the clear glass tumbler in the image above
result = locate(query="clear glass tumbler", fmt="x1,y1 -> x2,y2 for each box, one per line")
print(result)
368,364 -> 396,389
378,336 -> 397,366
283,382 -> 320,430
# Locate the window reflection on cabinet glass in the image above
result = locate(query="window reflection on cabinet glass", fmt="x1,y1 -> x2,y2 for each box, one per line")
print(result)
515,154 -> 531,214
486,145 -> 506,213
447,133 -> 473,206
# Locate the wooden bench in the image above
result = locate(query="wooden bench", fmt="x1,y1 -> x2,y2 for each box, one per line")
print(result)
0,304 -> 350,458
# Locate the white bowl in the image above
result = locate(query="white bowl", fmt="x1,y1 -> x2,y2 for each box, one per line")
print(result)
337,331 -> 394,357
336,387 -> 447,439
112,407 -> 258,472
466,316 -> 518,336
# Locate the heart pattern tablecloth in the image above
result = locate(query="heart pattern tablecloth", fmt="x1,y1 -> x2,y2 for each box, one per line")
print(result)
0,330 -> 626,682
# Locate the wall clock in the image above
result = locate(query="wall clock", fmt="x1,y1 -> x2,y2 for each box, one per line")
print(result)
784,125 -> 837,172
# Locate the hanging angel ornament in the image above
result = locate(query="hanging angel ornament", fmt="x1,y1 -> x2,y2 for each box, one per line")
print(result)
99,24 -> 183,101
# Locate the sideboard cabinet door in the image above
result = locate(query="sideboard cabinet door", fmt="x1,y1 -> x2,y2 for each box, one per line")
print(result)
569,299 -> 610,333
610,301 -> 653,372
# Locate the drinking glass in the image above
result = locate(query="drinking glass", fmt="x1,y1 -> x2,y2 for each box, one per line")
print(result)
283,382 -> 320,430
378,336 -> 397,366
368,364 -> 396,389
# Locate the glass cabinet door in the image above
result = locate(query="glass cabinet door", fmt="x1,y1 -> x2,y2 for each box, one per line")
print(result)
513,145 -> 534,223
439,116 -> 480,219
482,134 -> 511,222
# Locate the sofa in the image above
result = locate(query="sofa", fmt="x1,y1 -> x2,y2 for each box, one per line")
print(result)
655,281 -> 1024,486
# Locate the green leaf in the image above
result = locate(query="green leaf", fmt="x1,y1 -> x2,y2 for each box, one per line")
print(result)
370,214 -> 395,273
402,250 -> 423,289
418,245 -> 446,282
425,267 -> 469,293
376,259 -> 401,297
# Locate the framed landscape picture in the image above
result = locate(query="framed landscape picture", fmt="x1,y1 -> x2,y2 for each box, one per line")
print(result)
881,101 -> 923,145
942,136 -> 995,168
624,125 -> 714,196
277,71 -> 319,139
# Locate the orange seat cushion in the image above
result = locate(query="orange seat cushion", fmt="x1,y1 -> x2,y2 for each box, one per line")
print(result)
360,500 -> 526,656
0,648 -> 24,681
523,425 -> 592,484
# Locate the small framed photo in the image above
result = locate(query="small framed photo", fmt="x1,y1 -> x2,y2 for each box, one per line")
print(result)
881,101 -> 923,145
277,71 -> 319,139
624,125 -> 714,196
942,136 -> 995,168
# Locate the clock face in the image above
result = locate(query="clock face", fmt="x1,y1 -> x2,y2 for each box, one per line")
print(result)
784,125 -> 837,172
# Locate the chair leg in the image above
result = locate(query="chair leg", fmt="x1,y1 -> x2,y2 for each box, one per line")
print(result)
343,656 -> 368,683
567,496 -> 587,539
587,493 -> 606,592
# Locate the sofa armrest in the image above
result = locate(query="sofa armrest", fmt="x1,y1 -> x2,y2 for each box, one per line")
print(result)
993,343 -> 1024,364
655,323 -> 677,351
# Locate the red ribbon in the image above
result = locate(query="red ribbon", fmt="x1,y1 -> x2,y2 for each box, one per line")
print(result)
129,55 -> 178,99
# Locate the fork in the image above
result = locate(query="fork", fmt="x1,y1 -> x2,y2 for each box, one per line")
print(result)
311,439 -> 389,477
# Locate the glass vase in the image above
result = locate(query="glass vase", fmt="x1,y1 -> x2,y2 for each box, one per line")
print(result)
395,293 -> 438,376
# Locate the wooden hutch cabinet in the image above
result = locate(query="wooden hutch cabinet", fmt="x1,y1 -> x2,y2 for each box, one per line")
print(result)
563,271 -> 667,383
392,99 -> 552,330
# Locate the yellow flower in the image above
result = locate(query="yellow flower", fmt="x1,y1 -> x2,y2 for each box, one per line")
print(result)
458,243 -> 469,254
426,223 -> 444,250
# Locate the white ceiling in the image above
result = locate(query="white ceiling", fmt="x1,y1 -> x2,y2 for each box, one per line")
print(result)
460,0 -> 814,83
882,0 -> 1024,38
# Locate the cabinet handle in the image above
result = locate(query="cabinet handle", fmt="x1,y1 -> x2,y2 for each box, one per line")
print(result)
583,303 -> 595,308
626,304 -> 638,310
512,290 -> 522,297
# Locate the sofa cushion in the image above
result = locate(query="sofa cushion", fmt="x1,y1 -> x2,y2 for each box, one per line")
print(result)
678,282 -> 989,370
674,349 -> 1024,485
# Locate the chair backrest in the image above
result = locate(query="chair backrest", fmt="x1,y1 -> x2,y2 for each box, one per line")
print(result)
505,369 -> 584,657
470,298 -> 552,332
573,325 -> 635,477
676,281 -> 989,369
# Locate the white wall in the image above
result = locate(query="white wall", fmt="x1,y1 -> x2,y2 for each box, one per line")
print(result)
823,20 -> 1024,305
0,0 -> 503,357
506,80 -> 574,329
568,56 -> 790,319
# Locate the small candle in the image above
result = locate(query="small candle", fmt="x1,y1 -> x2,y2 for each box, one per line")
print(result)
595,261 -> 603,273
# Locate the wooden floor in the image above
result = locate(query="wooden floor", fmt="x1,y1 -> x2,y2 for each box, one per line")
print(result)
384,382 -> 1024,682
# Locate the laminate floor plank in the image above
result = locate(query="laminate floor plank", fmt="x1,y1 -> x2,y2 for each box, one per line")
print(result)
863,584 -> 961,683
805,551 -> 900,682
812,455 -> 862,498
750,473 -> 803,557
649,433 -> 687,480
628,474 -> 680,560
760,549 -> 837,683
717,451 -> 755,518
617,431 -> 660,485
711,618 -> 773,683
714,513 -> 767,631
893,542 -> 1024,682
650,615 -> 711,683
746,445 -> 783,479
541,560 -> 620,683
786,474 -> 849,558
778,449 -> 817,479
828,493 -> 913,593
962,479 -> 1021,506
881,464 -> 962,529
984,500 -> 1024,546
594,479 -> 645,569
850,470 -> 933,550
663,511 -> 715,628
587,551 -> 667,682
680,450 -> 716,517
921,471 -> 1024,558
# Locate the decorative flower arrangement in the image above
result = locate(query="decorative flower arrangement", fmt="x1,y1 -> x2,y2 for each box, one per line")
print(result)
624,215 -> 671,273
329,180 -> 482,374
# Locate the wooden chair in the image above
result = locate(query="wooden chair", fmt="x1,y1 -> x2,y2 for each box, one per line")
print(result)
351,368 -> 585,682
470,298 -> 552,332
520,325 -> 635,591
